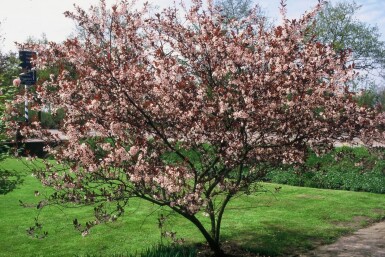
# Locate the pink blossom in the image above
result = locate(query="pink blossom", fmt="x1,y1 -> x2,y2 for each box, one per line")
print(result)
13,78 -> 21,86
233,110 -> 249,119
129,146 -> 139,156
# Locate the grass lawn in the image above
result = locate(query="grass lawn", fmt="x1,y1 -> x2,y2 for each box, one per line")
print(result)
1,157 -> 385,257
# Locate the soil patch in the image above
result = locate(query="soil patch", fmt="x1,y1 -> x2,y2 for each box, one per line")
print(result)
331,216 -> 372,230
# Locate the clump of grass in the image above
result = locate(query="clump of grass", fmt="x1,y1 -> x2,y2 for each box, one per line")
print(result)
75,244 -> 197,257
137,244 -> 197,257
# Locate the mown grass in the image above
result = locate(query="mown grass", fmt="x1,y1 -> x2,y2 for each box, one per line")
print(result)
1,157 -> 385,257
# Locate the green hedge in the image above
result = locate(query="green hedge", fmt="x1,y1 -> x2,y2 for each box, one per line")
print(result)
266,147 -> 385,193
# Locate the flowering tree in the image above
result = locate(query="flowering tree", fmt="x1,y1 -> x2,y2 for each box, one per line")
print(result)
9,0 -> 384,255
0,50 -> 19,143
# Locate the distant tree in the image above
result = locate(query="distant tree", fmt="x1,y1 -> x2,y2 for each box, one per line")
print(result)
0,24 -> 20,158
0,28 -> 19,142
356,85 -> 385,111
311,1 -> 385,87
24,33 -> 49,46
215,0 -> 253,20
214,0 -> 271,29
10,0 -> 384,256
0,52 -> 19,124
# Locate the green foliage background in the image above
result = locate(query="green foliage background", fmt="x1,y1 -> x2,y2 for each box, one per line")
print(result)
266,147 -> 385,193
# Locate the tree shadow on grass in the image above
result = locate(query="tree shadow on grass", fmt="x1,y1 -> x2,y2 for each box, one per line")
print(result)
221,222 -> 329,257
0,168 -> 24,195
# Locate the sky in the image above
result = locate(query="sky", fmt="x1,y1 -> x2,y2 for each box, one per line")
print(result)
0,0 -> 384,52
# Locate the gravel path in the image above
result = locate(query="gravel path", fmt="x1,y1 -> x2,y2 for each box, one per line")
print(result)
302,221 -> 385,257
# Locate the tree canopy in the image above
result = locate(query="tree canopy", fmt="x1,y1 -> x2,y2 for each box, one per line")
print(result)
8,0 -> 384,256
311,1 -> 385,88
215,0 -> 253,20
0,24 -> 19,143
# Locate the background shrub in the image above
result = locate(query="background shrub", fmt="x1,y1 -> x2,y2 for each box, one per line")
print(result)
266,147 -> 385,193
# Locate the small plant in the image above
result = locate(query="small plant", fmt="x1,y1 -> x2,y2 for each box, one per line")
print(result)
26,218 -> 48,240
158,213 -> 185,246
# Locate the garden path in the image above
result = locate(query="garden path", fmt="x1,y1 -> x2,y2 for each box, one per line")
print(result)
302,220 -> 385,257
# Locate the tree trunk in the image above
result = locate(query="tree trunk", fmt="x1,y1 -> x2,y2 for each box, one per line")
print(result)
180,212 -> 226,256
215,193 -> 233,245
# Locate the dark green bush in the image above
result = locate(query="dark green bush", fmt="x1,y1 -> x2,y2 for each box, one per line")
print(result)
266,147 -> 385,193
